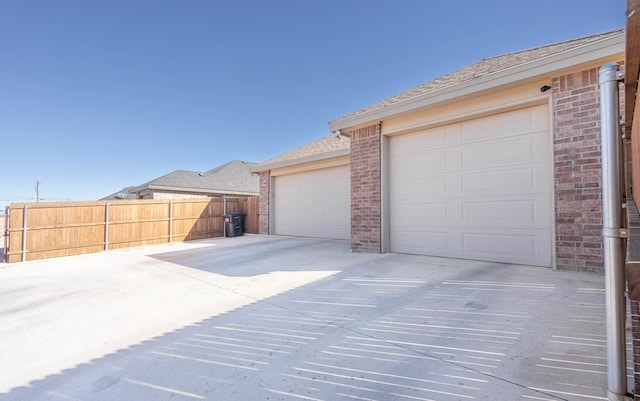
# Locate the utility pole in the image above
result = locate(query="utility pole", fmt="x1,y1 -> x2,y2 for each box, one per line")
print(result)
35,181 -> 40,203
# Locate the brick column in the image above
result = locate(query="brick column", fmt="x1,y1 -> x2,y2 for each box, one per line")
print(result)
258,172 -> 270,235
552,68 -> 604,272
349,123 -> 382,253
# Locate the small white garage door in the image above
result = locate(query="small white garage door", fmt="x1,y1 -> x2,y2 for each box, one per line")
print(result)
273,165 -> 350,240
389,105 -> 552,267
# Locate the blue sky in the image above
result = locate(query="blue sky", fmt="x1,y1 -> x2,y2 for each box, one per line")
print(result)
0,0 -> 626,205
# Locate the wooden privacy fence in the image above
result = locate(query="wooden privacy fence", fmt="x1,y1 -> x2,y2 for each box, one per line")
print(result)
5,197 -> 259,263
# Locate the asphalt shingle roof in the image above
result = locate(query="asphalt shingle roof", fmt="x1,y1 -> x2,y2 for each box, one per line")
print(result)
136,160 -> 259,194
332,29 -> 625,123
255,29 -> 623,173
254,134 -> 350,171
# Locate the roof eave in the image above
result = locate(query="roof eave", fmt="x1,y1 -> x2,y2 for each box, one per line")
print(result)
251,148 -> 350,173
329,33 -> 625,132
134,185 -> 258,196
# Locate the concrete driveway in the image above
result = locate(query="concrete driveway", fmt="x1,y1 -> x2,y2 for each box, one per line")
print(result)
0,235 -> 628,400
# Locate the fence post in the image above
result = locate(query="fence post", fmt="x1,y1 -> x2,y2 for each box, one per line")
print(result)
168,200 -> 173,243
3,206 -> 8,263
223,198 -> 227,237
21,204 -> 28,262
104,203 -> 109,251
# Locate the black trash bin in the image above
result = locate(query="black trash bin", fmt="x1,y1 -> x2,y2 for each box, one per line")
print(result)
224,212 -> 244,237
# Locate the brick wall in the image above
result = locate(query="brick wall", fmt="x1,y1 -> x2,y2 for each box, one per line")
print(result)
632,298 -> 640,400
628,199 -> 640,399
258,172 -> 270,234
552,68 -> 604,272
349,123 -> 382,252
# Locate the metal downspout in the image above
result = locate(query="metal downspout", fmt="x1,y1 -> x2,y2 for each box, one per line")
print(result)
599,62 -> 629,401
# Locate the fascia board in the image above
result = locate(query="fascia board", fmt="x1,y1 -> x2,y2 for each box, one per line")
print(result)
329,34 -> 625,132
205,190 -> 259,196
146,185 -> 258,196
250,148 -> 350,173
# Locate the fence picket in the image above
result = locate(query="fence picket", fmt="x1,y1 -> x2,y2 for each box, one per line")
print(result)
6,197 -> 258,263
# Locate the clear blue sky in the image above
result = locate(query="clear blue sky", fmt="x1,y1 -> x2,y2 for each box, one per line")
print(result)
0,0 -> 625,205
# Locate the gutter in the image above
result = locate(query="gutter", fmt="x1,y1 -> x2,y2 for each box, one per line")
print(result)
137,185 -> 259,197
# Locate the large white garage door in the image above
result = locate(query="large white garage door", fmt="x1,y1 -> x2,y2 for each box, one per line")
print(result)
389,105 -> 552,267
273,165 -> 350,240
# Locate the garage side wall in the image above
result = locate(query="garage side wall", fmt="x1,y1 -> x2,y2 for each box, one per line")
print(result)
552,67 -> 604,272
259,172 -> 270,235
349,123 -> 382,252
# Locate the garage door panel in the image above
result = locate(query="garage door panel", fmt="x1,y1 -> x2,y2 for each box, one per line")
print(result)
322,224 -> 349,239
389,105 -> 552,267
393,202 -> 450,224
462,196 -> 551,228
461,106 -> 546,142
295,224 -> 322,237
461,229 -> 551,265
463,167 -> 535,193
274,165 -> 350,240
390,126 -> 449,155
393,175 -> 449,198
393,230 -> 450,253
393,152 -> 449,174
394,196 -> 550,229
462,134 -> 548,169
392,227 -> 551,265
462,231 -> 536,257
462,163 -> 551,195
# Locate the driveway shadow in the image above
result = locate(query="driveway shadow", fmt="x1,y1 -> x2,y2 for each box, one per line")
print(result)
1,244 -> 616,401
149,235 -> 355,276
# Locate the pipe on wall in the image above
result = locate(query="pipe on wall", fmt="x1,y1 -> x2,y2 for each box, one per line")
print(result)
599,62 -> 630,401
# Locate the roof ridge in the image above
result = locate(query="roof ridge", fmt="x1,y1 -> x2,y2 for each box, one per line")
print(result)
475,28 -> 625,63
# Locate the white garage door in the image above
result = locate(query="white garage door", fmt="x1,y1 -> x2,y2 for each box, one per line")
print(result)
389,105 -> 552,267
273,165 -> 350,240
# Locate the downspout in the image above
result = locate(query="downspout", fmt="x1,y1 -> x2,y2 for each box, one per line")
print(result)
599,62 -> 630,401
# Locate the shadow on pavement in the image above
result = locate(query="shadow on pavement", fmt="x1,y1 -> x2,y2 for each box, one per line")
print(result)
1,244 -> 617,401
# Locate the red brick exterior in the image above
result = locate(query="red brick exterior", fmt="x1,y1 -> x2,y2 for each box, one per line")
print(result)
631,297 -> 640,400
258,172 -> 270,235
258,67 -> 621,273
349,123 -> 382,253
552,68 -> 604,272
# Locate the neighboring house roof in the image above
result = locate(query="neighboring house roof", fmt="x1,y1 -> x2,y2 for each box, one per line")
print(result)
330,28 -> 625,131
253,133 -> 350,172
101,186 -> 138,200
132,160 -> 260,196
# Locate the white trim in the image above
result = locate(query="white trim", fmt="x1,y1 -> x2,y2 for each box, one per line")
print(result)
381,135 -> 390,253
251,148 -> 350,173
269,155 -> 350,177
383,93 -> 550,137
141,186 -> 259,196
330,33 -> 624,131
269,175 -> 275,235
547,96 -> 557,271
